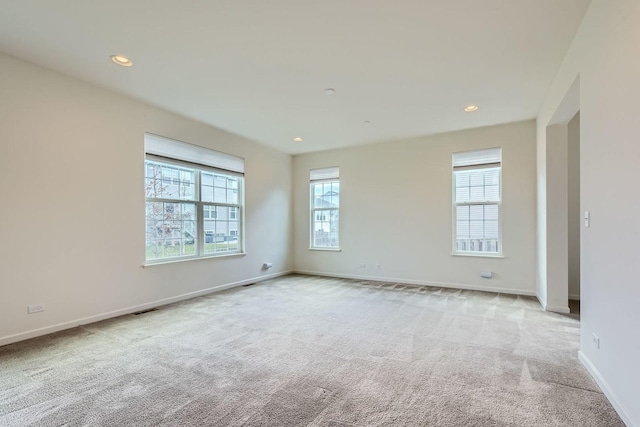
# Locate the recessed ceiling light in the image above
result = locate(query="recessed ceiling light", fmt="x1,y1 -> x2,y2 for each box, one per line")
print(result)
464,105 -> 479,112
364,120 -> 371,124
293,137 -> 303,142
324,88 -> 336,95
110,55 -> 133,67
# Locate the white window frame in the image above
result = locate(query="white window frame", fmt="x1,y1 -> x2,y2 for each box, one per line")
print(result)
310,167 -> 340,251
144,134 -> 245,264
452,148 -> 502,257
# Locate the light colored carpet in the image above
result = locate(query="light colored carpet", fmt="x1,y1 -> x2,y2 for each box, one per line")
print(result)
0,274 -> 623,426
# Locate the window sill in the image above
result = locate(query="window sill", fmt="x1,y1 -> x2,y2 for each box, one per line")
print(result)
309,247 -> 342,252
451,252 -> 504,259
143,252 -> 246,267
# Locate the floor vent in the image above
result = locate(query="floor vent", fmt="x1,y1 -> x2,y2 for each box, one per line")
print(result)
132,308 -> 159,315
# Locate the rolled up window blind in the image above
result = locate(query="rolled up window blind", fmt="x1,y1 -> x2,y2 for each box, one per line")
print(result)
144,133 -> 244,174
310,167 -> 339,181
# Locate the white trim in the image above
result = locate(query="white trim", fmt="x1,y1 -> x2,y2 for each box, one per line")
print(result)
293,270 -> 537,297
145,159 -> 244,263
568,293 -> 581,300
310,178 -> 340,251
451,252 -> 504,259
535,294 -> 571,314
544,304 -> 571,314
0,270 -> 292,348
143,251 -> 246,267
452,164 -> 502,257
579,351 -> 635,427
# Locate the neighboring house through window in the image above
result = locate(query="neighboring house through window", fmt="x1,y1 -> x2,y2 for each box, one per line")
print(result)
144,133 -> 244,263
203,205 -> 217,219
452,148 -> 502,255
310,167 -> 340,249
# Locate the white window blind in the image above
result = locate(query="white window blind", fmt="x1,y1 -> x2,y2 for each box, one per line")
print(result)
145,133 -> 244,174
310,167 -> 339,181
453,147 -> 501,169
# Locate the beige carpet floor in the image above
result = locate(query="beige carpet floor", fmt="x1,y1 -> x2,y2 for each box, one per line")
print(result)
0,274 -> 624,426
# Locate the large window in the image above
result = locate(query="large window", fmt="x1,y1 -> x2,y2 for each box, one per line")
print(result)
310,167 -> 340,249
453,148 -> 501,255
144,134 -> 244,263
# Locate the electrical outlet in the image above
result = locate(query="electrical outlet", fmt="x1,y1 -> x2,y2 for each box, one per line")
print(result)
592,333 -> 600,349
359,264 -> 366,269
27,304 -> 45,314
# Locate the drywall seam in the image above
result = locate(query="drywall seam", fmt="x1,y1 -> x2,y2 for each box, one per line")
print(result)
0,270 -> 292,347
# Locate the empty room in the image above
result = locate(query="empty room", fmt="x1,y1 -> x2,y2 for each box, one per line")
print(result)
0,1 -> 638,426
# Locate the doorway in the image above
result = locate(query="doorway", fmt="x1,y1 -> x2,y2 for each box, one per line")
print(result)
567,112 -> 580,316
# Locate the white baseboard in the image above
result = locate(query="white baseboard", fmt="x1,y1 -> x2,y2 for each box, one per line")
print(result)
0,270 -> 292,348
293,270 -> 537,297
579,350 -> 635,427
569,293 -> 581,300
535,294 -> 573,314
544,304 -> 571,314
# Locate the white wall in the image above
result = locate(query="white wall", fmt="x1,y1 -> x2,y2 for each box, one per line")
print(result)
567,112 -> 581,300
293,120 -> 537,295
537,1 -> 640,424
0,52 -> 293,345
545,123 -> 570,313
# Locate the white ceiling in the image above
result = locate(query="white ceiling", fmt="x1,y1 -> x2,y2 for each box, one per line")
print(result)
0,0 -> 591,155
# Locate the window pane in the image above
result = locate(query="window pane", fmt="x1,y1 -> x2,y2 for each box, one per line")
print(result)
312,209 -> 339,247
455,172 -> 469,188
485,220 -> 499,238
454,203 -> 499,253
469,186 -> 484,202
455,186 -> 469,203
485,204 -> 499,220
145,202 -> 197,260
469,171 -> 484,187
227,189 -> 238,204
217,206 -> 229,219
144,161 -> 196,201
202,172 -> 214,186
312,181 -> 339,209
469,205 -> 484,220
201,185 -> 214,203
203,219 -> 240,255
454,168 -> 500,203
213,187 -> 226,203
456,221 -> 470,238
485,185 -> 499,201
